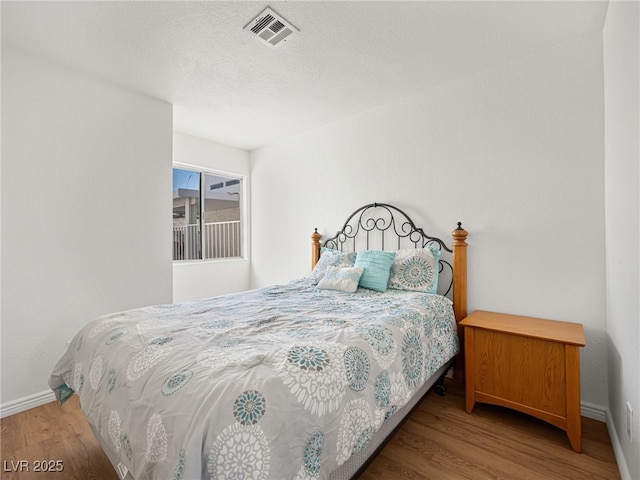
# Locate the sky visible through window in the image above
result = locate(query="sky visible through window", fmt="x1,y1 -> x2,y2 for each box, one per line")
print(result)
173,168 -> 200,191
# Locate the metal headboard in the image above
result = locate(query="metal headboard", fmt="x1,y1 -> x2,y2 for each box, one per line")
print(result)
321,202 -> 455,297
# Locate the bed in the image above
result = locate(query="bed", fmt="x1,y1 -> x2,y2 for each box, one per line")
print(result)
49,202 -> 468,480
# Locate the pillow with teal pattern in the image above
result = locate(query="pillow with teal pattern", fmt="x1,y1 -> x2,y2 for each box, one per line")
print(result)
388,246 -> 440,293
316,266 -> 364,293
354,250 -> 396,292
310,248 -> 357,284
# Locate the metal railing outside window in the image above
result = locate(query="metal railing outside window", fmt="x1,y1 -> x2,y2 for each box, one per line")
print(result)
173,221 -> 241,261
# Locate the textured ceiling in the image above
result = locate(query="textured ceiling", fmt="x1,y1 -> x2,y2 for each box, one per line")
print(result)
2,1 -> 608,150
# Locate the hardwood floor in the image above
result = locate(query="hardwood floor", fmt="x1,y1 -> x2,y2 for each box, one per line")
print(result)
1,379 -> 620,480
360,380 -> 620,480
1,395 -> 116,480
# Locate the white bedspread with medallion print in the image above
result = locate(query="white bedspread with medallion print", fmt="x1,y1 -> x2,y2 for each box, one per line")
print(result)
49,277 -> 459,480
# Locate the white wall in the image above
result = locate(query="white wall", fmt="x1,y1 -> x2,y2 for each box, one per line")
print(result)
172,132 -> 250,302
1,47 -> 173,408
604,2 -> 640,479
251,33 -> 608,409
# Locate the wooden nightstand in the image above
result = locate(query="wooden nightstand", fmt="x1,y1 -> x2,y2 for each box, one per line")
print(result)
460,310 -> 586,452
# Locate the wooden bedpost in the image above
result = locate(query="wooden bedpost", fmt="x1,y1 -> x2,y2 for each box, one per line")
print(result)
311,228 -> 321,269
452,222 -> 468,382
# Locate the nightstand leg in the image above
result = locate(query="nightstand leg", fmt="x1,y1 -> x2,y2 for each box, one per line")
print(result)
566,345 -> 582,453
464,326 -> 475,413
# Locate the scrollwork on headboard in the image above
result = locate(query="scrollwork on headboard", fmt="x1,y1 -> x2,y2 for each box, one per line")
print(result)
321,202 -> 455,297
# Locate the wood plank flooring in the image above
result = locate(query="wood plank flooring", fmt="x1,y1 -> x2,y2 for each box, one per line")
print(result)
1,395 -> 115,480
360,380 -> 620,480
1,379 -> 620,479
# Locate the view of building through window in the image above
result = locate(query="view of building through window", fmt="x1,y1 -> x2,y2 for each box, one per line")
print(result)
172,167 -> 242,261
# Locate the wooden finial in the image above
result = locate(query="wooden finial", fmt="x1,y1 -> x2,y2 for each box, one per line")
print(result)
311,228 -> 321,269
452,222 -> 468,246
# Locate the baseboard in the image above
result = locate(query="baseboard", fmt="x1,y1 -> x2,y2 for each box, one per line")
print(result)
581,402 -> 633,480
581,400 -> 607,422
0,390 -> 56,419
583,401 -> 633,480
606,410 -> 633,480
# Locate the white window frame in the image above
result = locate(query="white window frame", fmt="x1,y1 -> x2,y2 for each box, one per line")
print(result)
173,162 -> 247,263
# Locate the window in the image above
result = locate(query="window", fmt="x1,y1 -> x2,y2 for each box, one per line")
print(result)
172,166 -> 243,261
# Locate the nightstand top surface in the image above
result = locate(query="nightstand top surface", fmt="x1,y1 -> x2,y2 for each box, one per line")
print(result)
460,310 -> 586,346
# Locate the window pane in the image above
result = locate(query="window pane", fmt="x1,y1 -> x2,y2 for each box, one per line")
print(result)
172,167 -> 243,262
203,173 -> 242,259
173,168 -> 201,261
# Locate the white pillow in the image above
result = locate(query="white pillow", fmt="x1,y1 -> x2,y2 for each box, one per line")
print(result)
310,249 -> 357,284
317,266 -> 364,293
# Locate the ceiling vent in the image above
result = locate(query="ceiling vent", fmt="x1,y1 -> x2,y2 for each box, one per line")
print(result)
244,7 -> 298,48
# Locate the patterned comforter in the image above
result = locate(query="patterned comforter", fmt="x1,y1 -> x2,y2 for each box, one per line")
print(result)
49,278 -> 459,480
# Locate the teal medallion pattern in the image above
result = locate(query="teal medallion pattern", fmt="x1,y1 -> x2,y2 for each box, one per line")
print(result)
401,329 -> 424,390
233,390 -> 267,425
357,324 -> 397,368
122,433 -> 133,462
277,342 -> 348,416
374,371 -> 391,408
302,430 -> 324,477
424,338 -> 446,380
400,309 -> 423,328
162,370 -> 193,396
353,426 -> 375,454
199,318 -> 233,332
107,368 -> 117,393
209,390 -> 270,478
48,277 -> 458,480
398,257 -> 433,289
173,449 -> 186,480
383,405 -> 398,421
357,325 -> 395,356
288,345 -> 330,371
344,347 -> 370,392
388,247 -> 440,294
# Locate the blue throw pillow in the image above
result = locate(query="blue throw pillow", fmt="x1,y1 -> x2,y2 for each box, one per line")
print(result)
354,250 -> 396,292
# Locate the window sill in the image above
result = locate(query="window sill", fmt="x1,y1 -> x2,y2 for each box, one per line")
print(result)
173,257 -> 247,266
